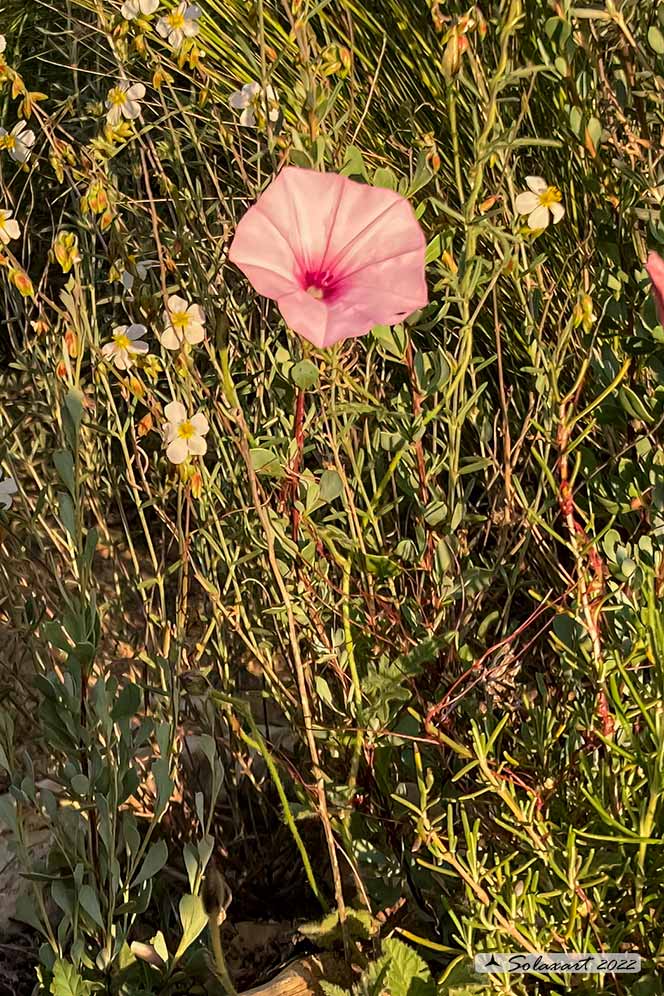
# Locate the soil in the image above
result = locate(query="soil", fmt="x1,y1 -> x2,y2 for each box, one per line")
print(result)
0,933 -> 38,996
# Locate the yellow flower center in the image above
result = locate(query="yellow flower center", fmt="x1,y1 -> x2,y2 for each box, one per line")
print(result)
5,135 -> 15,150
109,88 -> 126,107
114,333 -> 131,350
177,420 -> 195,440
170,310 -> 189,329
538,185 -> 562,208
306,286 -> 324,300
168,11 -> 185,28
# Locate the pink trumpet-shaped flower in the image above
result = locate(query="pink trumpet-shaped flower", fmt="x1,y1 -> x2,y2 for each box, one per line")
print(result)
646,251 -> 664,326
228,167 -> 428,349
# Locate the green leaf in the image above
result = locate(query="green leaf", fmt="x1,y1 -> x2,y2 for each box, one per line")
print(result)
372,323 -> 408,360
58,492 -> 76,540
132,839 -> 168,886
173,894 -> 208,962
320,985 -> 349,996
586,115 -> 602,152
112,682 -> 142,721
153,757 -> 173,818
291,359 -> 319,389
340,145 -> 368,180
374,166 -> 397,191
406,153 -> 433,197
78,884 -> 104,928
648,25 -> 664,54
250,447 -> 282,476
383,939 -> 434,996
319,470 -> 343,504
81,527 -> 98,571
53,450 -> 75,497
63,389 -> 84,450
15,893 -> 44,935
50,959 -> 91,996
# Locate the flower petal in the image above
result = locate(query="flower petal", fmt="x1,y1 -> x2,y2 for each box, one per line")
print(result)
160,327 -> 183,350
526,176 -> 547,194
187,434 -> 207,456
184,323 -> 205,345
127,323 -> 148,339
127,83 -> 146,101
107,105 -> 122,126
550,201 -> 565,224
166,437 -> 189,464
166,294 -> 188,313
189,413 -> 209,435
141,0 -> 160,12
114,349 -> 132,370
229,89 -> 249,110
165,400 -> 187,423
647,251 -> 664,326
128,339 -> 149,355
123,99 -> 142,120
527,205 -> 550,230
186,303 -> 205,324
121,0 -> 141,17
239,107 -> 256,127
277,290 -> 330,348
515,191 -> 540,215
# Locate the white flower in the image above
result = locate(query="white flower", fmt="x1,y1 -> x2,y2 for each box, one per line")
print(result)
156,2 -> 200,49
101,324 -> 150,370
0,209 -> 20,245
229,81 -> 280,127
0,36 -> 6,55
160,294 -> 205,350
0,476 -> 17,510
121,0 -> 159,19
105,81 -> 146,126
515,176 -> 565,230
0,121 -> 35,163
162,401 -> 208,464
120,258 -> 153,292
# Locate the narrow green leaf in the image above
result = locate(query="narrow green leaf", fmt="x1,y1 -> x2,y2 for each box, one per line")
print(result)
132,839 -> 168,886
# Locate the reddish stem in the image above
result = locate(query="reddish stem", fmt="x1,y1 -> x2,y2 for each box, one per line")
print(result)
279,387 -> 306,541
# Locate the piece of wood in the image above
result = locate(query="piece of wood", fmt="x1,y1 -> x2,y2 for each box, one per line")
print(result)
240,954 -> 347,996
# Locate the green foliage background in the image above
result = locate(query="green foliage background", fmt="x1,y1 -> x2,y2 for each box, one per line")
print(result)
1,0 -> 664,994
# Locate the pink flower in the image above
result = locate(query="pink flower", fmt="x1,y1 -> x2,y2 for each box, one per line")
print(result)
646,251 -> 664,326
228,167 -> 428,349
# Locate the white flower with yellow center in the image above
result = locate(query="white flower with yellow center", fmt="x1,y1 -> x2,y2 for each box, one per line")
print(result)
0,209 -> 20,245
229,82 -> 280,127
0,121 -> 36,163
160,294 -> 205,350
163,401 -> 208,464
156,2 -> 200,49
102,324 -> 150,370
105,81 -> 146,126
515,176 -> 565,230
0,475 -> 17,510
121,0 -> 159,19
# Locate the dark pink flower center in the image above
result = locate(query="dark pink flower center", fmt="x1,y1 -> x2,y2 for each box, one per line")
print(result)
302,267 -> 341,301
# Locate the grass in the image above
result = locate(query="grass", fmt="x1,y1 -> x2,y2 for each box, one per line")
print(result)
1,0 -> 664,994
